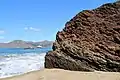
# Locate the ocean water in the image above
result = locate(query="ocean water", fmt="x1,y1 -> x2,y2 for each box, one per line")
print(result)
0,47 -> 51,78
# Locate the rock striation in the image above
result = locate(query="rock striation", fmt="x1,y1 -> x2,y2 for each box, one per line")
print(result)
45,1 -> 120,72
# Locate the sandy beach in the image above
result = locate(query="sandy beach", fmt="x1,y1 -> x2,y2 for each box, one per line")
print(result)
0,69 -> 120,80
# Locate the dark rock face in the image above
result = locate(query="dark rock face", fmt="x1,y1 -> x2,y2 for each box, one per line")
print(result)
45,1 -> 120,72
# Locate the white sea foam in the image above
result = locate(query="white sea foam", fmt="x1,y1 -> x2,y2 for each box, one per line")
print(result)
0,53 -> 46,78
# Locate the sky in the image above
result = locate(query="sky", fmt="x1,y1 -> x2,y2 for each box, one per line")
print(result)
0,0 -> 115,42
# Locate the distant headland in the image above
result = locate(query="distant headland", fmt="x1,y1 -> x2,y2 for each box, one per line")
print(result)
0,40 -> 53,48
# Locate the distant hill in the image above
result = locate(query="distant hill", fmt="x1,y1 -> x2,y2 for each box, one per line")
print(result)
0,40 -> 53,48
26,40 -> 54,48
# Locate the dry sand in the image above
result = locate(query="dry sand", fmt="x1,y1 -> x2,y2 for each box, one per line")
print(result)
0,69 -> 120,80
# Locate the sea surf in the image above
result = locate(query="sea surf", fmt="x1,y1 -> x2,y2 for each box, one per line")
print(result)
0,48 -> 51,78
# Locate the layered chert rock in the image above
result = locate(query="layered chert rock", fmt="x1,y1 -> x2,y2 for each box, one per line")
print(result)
45,1 -> 120,72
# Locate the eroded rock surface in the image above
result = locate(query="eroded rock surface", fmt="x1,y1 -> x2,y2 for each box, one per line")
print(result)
45,1 -> 120,72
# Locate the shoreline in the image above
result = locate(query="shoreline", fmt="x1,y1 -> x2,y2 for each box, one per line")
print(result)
0,69 -> 120,80
0,69 -> 45,80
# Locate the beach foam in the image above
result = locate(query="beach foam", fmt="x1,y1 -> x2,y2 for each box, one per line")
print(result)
0,52 -> 46,78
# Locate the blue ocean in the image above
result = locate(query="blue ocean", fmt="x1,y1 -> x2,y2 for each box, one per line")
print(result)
0,48 -> 51,78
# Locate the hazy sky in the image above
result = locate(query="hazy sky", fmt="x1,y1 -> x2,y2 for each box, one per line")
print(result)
0,0 -> 114,42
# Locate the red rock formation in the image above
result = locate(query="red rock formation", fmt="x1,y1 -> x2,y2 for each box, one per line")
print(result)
45,1 -> 120,72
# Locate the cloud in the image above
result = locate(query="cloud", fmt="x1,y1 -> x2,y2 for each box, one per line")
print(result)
24,27 -> 29,30
0,36 -> 4,39
24,27 -> 40,32
0,30 -> 5,34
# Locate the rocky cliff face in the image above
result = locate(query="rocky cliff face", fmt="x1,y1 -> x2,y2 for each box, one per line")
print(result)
45,1 -> 120,72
